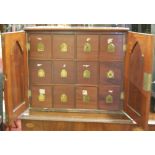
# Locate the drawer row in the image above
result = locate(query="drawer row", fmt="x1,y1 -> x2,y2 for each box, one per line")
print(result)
30,85 -> 123,111
29,60 -> 123,85
29,34 -> 125,60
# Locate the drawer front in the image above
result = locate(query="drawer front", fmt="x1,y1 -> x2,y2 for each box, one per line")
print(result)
99,86 -> 121,110
77,61 -> 98,84
53,86 -> 75,108
76,87 -> 98,109
29,60 -> 52,84
53,61 -> 76,84
100,62 -> 123,85
31,86 -> 52,108
100,35 -> 124,60
53,35 -> 75,59
77,35 -> 99,60
29,34 -> 52,59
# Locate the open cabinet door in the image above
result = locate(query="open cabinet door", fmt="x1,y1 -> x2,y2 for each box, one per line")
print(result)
2,32 -> 29,126
124,31 -> 154,130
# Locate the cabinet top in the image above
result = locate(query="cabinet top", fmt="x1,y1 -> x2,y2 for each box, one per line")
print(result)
24,26 -> 129,32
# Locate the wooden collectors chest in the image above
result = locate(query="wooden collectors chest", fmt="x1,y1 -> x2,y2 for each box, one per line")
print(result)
2,27 -> 155,130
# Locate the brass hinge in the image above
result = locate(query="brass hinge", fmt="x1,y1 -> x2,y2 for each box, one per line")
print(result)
143,72 -> 152,92
26,42 -> 30,51
120,91 -> 125,100
28,90 -> 32,98
123,44 -> 127,52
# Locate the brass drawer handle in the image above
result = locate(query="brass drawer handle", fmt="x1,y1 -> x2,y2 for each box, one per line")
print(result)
25,123 -> 35,128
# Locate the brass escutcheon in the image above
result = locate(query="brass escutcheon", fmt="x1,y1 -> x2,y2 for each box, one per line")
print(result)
38,69 -> 45,78
37,42 -> 45,52
60,42 -> 68,53
60,69 -> 68,78
83,69 -> 91,79
84,42 -> 92,52
107,43 -> 115,52
83,94 -> 90,103
107,70 -> 114,79
105,94 -> 113,104
60,93 -> 68,103
38,94 -> 45,102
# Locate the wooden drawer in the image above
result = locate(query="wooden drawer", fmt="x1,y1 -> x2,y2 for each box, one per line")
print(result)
53,61 -> 76,84
77,35 -> 99,60
53,85 -> 75,108
99,86 -> 122,111
53,35 -> 75,59
76,86 -> 98,109
29,60 -> 52,84
99,62 -> 123,85
22,120 -> 134,131
29,34 -> 52,59
77,61 -> 98,84
100,35 -> 124,60
31,86 -> 52,108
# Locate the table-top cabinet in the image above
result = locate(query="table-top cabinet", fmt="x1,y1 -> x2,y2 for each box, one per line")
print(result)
1,27 -> 155,130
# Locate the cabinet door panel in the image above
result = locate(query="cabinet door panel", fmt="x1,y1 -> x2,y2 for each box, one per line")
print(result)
2,32 -> 29,125
124,32 -> 154,129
